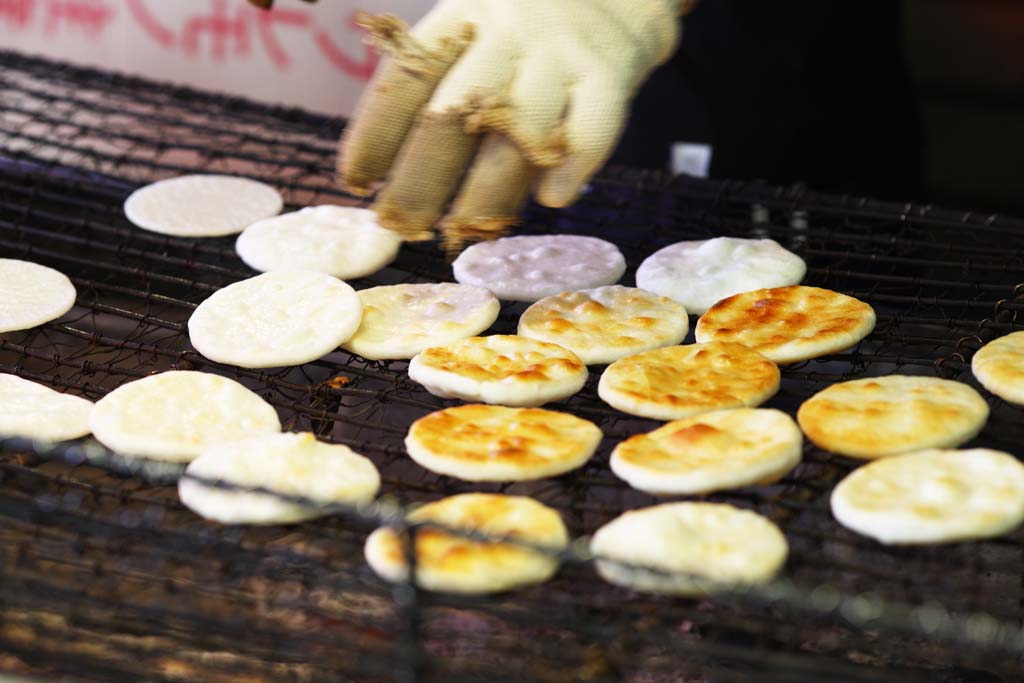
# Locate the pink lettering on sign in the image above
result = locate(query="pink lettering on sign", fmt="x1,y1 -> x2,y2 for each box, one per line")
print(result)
0,0 -> 37,28
43,0 -> 114,36
125,0 -> 174,48
252,6 -> 310,68
314,12 -> 380,80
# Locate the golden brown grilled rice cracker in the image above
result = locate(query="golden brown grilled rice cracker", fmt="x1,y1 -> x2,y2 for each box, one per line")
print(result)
797,375 -> 989,459
364,492 -> 568,594
597,342 -> 780,421
695,285 -> 875,364
405,404 -> 601,481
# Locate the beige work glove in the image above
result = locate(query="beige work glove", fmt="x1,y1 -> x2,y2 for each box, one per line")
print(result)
340,0 -> 697,242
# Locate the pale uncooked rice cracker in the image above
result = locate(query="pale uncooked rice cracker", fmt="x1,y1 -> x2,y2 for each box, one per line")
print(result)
636,237 -> 806,314
598,342 -> 780,421
179,432 -> 380,525
235,205 -> 401,279
831,448 -> 1024,545
972,331 -> 1024,406
591,502 -> 788,596
517,286 -> 688,364
89,370 -> 281,462
797,375 -> 989,459
188,270 -> 363,368
124,174 -> 282,237
452,234 -> 626,301
610,408 -> 802,495
406,404 -> 602,481
695,285 -> 876,364
0,258 -> 76,333
365,493 -> 568,594
0,374 -> 93,442
408,335 -> 588,407
343,283 -> 499,360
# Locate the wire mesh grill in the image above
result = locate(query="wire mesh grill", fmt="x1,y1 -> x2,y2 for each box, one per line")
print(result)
2,50 -> 1024,682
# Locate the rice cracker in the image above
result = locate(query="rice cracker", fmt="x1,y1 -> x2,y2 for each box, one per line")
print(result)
611,408 -> 801,495
343,283 -> 499,360
408,335 -> 588,407
180,432 -> 380,525
90,370 -> 281,462
598,342 -> 780,421
406,404 -> 602,481
591,502 -> 787,596
797,375 -> 989,459
695,285 -> 875,364
364,493 -> 568,594
831,448 -> 1024,544
972,331 -> 1024,405
517,286 -> 688,365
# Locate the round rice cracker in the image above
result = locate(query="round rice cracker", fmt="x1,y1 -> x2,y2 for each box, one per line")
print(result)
188,270 -> 363,368
408,335 -> 588,407
452,234 -> 626,302
610,408 -> 801,495
406,404 -> 602,482
89,371 -> 281,462
364,493 -> 568,594
591,502 -> 787,596
797,376 -> 989,460
0,374 -> 93,442
235,205 -> 401,279
695,285 -> 875,364
598,342 -> 780,421
124,174 -> 282,237
0,258 -> 76,333
831,448 -> 1024,545
972,331 -> 1024,405
343,283 -> 499,361
517,286 -> 688,365
636,237 -> 806,314
179,432 -> 380,525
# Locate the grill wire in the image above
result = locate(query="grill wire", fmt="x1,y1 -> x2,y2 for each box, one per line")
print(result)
2,50 -> 1024,682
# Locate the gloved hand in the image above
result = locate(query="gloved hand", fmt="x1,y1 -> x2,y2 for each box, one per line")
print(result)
339,0 -> 697,241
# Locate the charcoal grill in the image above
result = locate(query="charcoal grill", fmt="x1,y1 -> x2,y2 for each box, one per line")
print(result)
2,50 -> 1024,682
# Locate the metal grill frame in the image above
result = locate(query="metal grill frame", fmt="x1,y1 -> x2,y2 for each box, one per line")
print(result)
2,50 -> 1024,682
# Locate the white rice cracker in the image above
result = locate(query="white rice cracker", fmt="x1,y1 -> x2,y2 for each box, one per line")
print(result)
636,237 -> 806,314
408,335 -> 588,407
343,283 -> 499,361
797,376 -> 989,460
365,493 -> 568,594
598,342 -> 780,421
179,432 -> 380,525
0,374 -> 93,442
517,286 -> 688,365
406,404 -> 602,482
188,270 -> 363,368
831,448 -> 1024,545
235,205 -> 401,279
972,331 -> 1024,406
124,174 -> 282,237
695,285 -> 875,364
0,258 -> 76,333
610,408 -> 802,495
591,502 -> 787,596
452,234 -> 626,302
90,371 -> 281,462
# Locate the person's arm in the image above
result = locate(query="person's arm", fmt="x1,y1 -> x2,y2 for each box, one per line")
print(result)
252,0 -> 697,240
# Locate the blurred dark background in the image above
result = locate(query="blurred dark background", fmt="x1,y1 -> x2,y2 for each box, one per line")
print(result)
614,0 -> 1024,214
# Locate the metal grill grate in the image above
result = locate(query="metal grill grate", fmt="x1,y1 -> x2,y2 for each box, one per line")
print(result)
2,50 -> 1024,682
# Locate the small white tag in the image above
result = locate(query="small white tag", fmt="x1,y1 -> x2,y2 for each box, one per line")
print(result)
671,142 -> 713,178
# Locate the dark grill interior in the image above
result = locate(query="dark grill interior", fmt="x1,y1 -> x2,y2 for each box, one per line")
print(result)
2,50 -> 1024,682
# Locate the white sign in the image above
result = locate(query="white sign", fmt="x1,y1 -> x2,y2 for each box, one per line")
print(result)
0,0 -> 435,117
